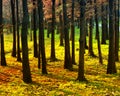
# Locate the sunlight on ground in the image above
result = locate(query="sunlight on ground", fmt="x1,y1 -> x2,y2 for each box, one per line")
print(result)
0,32 -> 120,96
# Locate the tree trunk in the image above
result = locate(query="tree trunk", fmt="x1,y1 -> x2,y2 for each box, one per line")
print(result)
16,0 -> 21,61
21,0 -> 32,83
59,14 -> 64,46
88,17 -> 95,57
50,0 -> 56,61
71,0 -> 75,64
105,5 -> 109,40
11,0 -> 16,57
63,0 -> 72,70
101,4 -> 107,44
33,0 -> 38,58
0,0 -> 7,66
47,22 -> 51,38
114,0 -> 119,61
30,14 -> 33,41
38,0 -> 47,74
94,0 -> 103,64
107,0 -> 117,74
77,0 -> 87,81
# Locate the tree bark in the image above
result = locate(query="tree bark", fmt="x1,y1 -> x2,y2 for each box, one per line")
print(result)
94,0 -> 103,64
71,0 -> 75,64
38,0 -> 47,74
59,14 -> 64,46
0,0 -> 7,66
11,0 -> 16,57
16,0 -> 22,61
21,0 -> 32,83
107,0 -> 117,74
33,0 -> 38,58
101,3 -> 107,44
63,0 -> 72,70
77,0 -> 87,81
114,0 -> 119,61
50,0 -> 56,61
88,18 -> 95,57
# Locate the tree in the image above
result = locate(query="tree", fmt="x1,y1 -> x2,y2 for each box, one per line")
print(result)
71,0 -> 76,64
21,0 -> 32,83
63,0 -> 72,70
59,13 -> 64,46
16,0 -> 21,61
0,0 -> 7,66
88,0 -> 95,57
37,0 -> 47,74
77,0 -> 87,81
114,0 -> 119,61
107,0 -> 117,74
11,0 -> 16,57
101,3 -> 107,44
94,0 -> 103,64
33,0 -> 38,58
50,0 -> 57,61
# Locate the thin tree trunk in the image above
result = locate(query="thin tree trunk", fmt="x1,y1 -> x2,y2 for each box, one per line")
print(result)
71,0 -> 75,64
94,0 -> 103,65
16,0 -> 21,61
114,0 -> 119,61
50,0 -> 56,61
63,0 -> 72,70
47,22 -> 51,38
11,0 -> 16,57
101,4 -> 107,44
0,0 -> 7,66
105,5 -> 109,40
33,0 -> 38,58
30,14 -> 33,41
38,0 -> 47,74
59,14 -> 64,46
88,18 -> 95,57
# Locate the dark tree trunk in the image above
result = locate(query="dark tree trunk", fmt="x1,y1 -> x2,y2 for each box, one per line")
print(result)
88,18 -> 95,57
77,0 -> 87,81
88,0 -> 95,57
85,37 -> 88,49
47,22 -> 51,38
33,0 -> 38,58
105,5 -> 109,40
94,0 -> 103,64
63,0 -> 72,70
21,0 -> 32,83
11,0 -> 16,57
50,0 -> 56,61
107,0 -> 117,74
71,0 -> 75,64
38,0 -> 47,74
0,0 -> 7,66
59,14 -> 64,46
30,14 -> 33,41
16,0 -> 22,61
101,3 -> 107,44
114,0 -> 119,61
56,23 -> 60,34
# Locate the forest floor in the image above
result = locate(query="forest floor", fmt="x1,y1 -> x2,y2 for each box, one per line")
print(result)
0,32 -> 120,96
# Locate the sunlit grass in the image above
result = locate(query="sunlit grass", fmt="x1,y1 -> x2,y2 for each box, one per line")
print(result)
1,27 -> 120,95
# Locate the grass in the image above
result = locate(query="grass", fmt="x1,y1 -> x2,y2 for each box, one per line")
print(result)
0,28 -> 120,96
